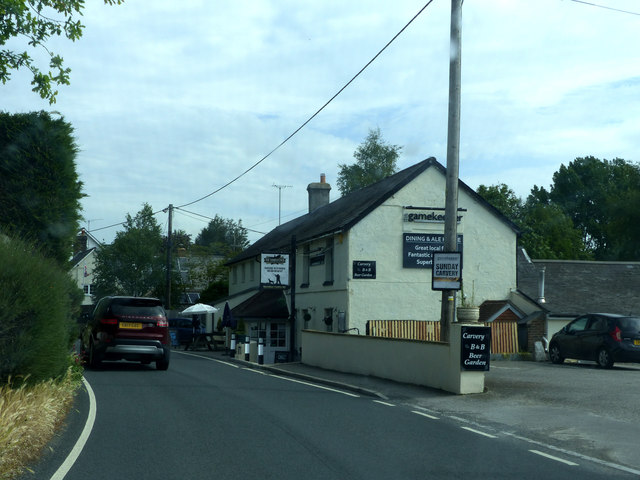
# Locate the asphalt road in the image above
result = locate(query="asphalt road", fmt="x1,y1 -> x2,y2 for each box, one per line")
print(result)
24,353 -> 637,480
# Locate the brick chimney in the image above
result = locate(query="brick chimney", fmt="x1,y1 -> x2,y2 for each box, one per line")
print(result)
307,173 -> 331,213
74,229 -> 88,256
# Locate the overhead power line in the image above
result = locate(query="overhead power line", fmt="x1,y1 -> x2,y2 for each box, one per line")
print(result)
90,2 -> 436,234
568,0 -> 640,16
177,1 -> 435,209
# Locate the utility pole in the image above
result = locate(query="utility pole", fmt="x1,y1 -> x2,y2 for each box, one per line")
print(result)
272,184 -> 292,225
165,204 -> 173,310
441,0 -> 463,343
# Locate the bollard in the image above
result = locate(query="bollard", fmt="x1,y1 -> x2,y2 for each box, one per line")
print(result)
244,337 -> 250,361
258,337 -> 264,365
230,333 -> 236,358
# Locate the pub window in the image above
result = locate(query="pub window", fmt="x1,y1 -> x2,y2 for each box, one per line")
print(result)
301,244 -> 310,287
232,265 -> 238,284
241,262 -> 246,283
270,323 -> 287,347
324,307 -> 334,332
324,238 -> 334,285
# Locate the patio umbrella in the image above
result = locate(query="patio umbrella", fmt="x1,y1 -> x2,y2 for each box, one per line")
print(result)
221,301 -> 237,329
180,303 -> 218,315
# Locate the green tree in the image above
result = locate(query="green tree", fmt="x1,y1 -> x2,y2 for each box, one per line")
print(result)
1,0 -> 122,104
195,215 -> 249,255
0,111 -> 83,265
93,204 -> 164,298
476,183 -> 522,222
550,156 -> 640,260
476,183 -> 589,260
337,127 -> 401,195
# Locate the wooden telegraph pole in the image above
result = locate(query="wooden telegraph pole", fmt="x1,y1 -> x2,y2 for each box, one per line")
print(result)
441,0 -> 462,343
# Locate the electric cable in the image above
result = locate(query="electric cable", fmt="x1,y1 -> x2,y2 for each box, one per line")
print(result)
177,1 -> 435,209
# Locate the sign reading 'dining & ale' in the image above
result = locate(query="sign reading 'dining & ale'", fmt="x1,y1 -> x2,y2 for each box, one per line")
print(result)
460,326 -> 491,371
261,253 -> 289,287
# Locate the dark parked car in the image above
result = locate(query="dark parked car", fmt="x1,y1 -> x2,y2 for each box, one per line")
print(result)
82,296 -> 171,370
549,313 -> 640,368
168,317 -> 199,346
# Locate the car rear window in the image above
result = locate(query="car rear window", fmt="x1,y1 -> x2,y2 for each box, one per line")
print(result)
111,300 -> 165,321
617,317 -> 640,333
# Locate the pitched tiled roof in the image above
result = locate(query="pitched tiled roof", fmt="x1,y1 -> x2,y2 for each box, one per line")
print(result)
71,247 -> 96,267
231,288 -> 289,320
229,158 -> 519,265
518,248 -> 640,316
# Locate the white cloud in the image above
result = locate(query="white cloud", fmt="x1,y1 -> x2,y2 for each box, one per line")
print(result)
2,0 -> 639,243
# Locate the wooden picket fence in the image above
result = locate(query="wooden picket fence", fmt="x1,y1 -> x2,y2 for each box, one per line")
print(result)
366,320 -> 519,354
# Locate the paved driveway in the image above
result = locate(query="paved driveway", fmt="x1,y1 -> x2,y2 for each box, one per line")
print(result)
411,359 -> 640,471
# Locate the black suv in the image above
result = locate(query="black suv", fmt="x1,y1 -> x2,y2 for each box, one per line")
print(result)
549,313 -> 640,368
82,296 -> 171,370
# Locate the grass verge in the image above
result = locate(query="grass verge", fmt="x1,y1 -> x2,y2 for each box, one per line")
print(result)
0,356 -> 83,480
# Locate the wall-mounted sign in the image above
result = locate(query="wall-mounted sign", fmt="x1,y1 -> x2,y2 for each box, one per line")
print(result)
460,326 -> 491,371
261,253 -> 289,287
353,261 -> 376,279
403,207 -> 464,224
402,233 -> 463,268
432,252 -> 462,290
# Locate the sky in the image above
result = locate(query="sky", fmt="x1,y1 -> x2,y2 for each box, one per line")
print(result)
3,0 -> 639,245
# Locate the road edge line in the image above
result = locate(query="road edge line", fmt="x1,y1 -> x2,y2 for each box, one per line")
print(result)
50,376 -> 97,480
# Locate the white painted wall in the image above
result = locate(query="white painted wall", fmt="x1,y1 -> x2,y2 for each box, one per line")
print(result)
301,325 -> 486,394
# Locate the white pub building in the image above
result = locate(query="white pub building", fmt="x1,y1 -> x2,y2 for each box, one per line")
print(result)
221,158 -> 519,364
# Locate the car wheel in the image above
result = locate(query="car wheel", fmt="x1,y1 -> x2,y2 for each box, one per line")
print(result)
549,343 -> 564,364
89,340 -> 101,369
156,355 -> 170,371
596,348 -> 614,369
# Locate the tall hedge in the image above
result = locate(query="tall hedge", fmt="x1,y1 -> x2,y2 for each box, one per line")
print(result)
0,111 -> 83,266
0,236 -> 79,384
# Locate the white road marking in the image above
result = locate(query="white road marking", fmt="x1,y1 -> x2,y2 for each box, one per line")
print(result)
503,431 -> 640,476
50,377 -> 96,480
176,350 -> 240,367
412,410 -> 439,420
529,449 -> 578,466
373,400 -> 396,407
461,426 -> 497,438
275,376 -> 360,397
243,367 -> 268,375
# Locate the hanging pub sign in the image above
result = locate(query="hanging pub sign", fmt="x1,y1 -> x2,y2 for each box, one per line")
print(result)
432,252 -> 462,290
402,233 -> 463,268
353,260 -> 376,279
460,326 -> 491,371
261,253 -> 289,287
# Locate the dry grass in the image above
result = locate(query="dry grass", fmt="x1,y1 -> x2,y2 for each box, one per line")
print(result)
0,365 -> 82,480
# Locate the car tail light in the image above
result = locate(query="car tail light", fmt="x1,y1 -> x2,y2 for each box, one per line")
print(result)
157,319 -> 169,327
610,326 -> 622,342
100,318 -> 118,325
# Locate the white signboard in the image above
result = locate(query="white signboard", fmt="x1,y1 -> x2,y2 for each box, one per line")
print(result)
432,252 -> 462,290
261,254 -> 289,286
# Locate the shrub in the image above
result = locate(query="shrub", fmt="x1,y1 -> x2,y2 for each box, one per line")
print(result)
0,235 -> 79,384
